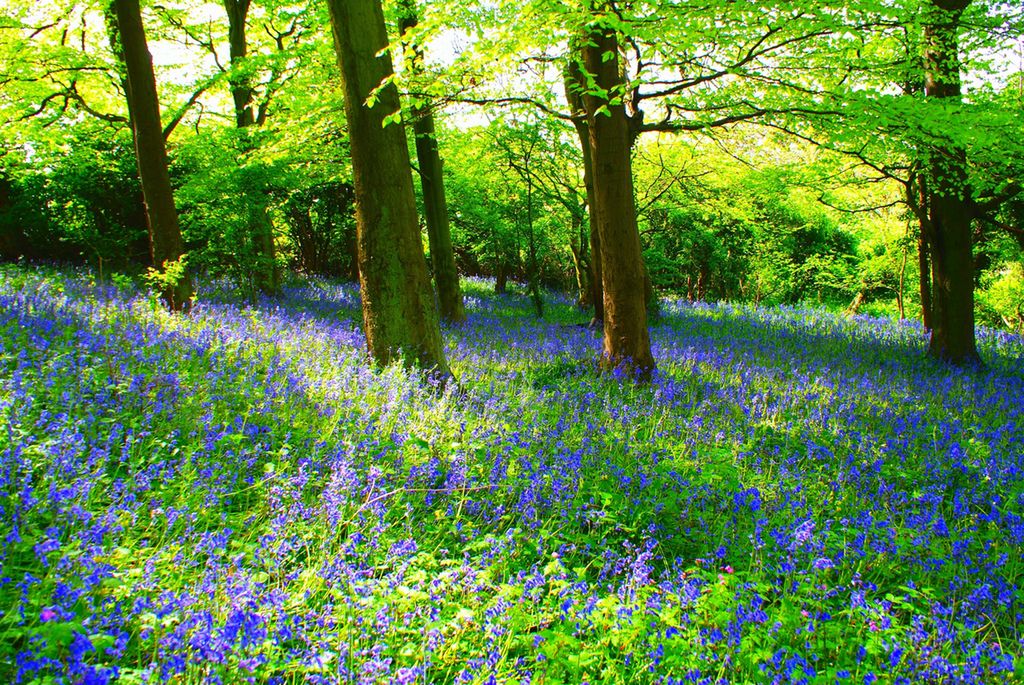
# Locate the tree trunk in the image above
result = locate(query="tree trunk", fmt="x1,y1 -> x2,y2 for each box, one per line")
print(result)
847,291 -> 865,314
326,0 -> 451,383
918,226 -> 933,330
225,0 -> 255,128
288,202 -> 317,273
922,0 -> 979,364
568,211 -> 592,309
525,164 -> 544,318
225,0 -> 279,296
565,43 -> 603,324
643,260 -> 660,322
398,1 -> 465,324
495,260 -> 508,294
897,234 -> 908,320
112,0 -> 191,311
581,17 -> 654,379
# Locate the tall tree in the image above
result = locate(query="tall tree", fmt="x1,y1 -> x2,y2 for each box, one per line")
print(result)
564,40 -> 602,324
398,0 -> 466,324
580,7 -> 654,378
326,0 -> 451,382
223,0 -> 280,296
111,0 -> 191,310
920,0 -> 979,364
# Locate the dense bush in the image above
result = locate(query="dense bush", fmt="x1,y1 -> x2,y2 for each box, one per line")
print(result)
0,127 -> 148,270
639,170 -> 858,307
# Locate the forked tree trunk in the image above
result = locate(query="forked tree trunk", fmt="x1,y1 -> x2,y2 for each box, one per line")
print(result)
564,45 -> 603,323
112,0 -> 191,311
922,0 -> 979,364
225,0 -> 279,296
398,1 -> 465,324
326,0 -> 451,383
581,17 -> 654,378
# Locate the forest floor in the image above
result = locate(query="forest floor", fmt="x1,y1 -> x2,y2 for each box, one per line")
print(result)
1,264 -> 1024,684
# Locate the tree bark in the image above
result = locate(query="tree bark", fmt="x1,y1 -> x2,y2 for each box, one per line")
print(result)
565,43 -> 603,323
398,1 -> 465,324
225,0 -> 255,128
917,217 -> 933,331
224,0 -> 279,296
922,0 -> 979,364
581,15 -> 655,378
495,260 -> 508,294
525,158 -> 544,318
568,211 -> 592,309
112,0 -> 191,311
326,0 -> 451,383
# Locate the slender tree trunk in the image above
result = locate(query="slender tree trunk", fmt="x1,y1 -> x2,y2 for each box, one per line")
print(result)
643,260 -> 659,322
847,291 -> 865,314
112,0 -> 191,311
326,0 -> 451,383
581,16 -> 654,378
565,45 -> 603,323
398,1 -> 465,324
918,228 -> 933,329
916,176 -> 934,331
922,0 -> 979,364
224,0 -> 279,296
495,262 -> 508,294
289,203 -> 317,273
490,224 -> 508,294
568,211 -> 592,309
525,166 -> 544,318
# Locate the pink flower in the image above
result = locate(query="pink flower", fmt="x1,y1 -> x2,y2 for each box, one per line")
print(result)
40,607 -> 57,623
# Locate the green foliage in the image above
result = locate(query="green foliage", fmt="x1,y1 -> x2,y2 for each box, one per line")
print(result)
636,141 -> 861,307
173,128 -> 283,297
143,252 -> 189,303
978,262 -> 1024,333
0,125 -> 148,270
443,122 -> 576,289
277,181 -> 358,279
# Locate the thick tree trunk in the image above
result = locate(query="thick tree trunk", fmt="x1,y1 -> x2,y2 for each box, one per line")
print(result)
225,0 -> 255,128
581,19 -> 654,378
112,0 -> 191,311
398,2 -> 465,324
564,46 -> 603,323
326,0 -> 450,382
922,0 -> 979,364
224,0 -> 279,296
